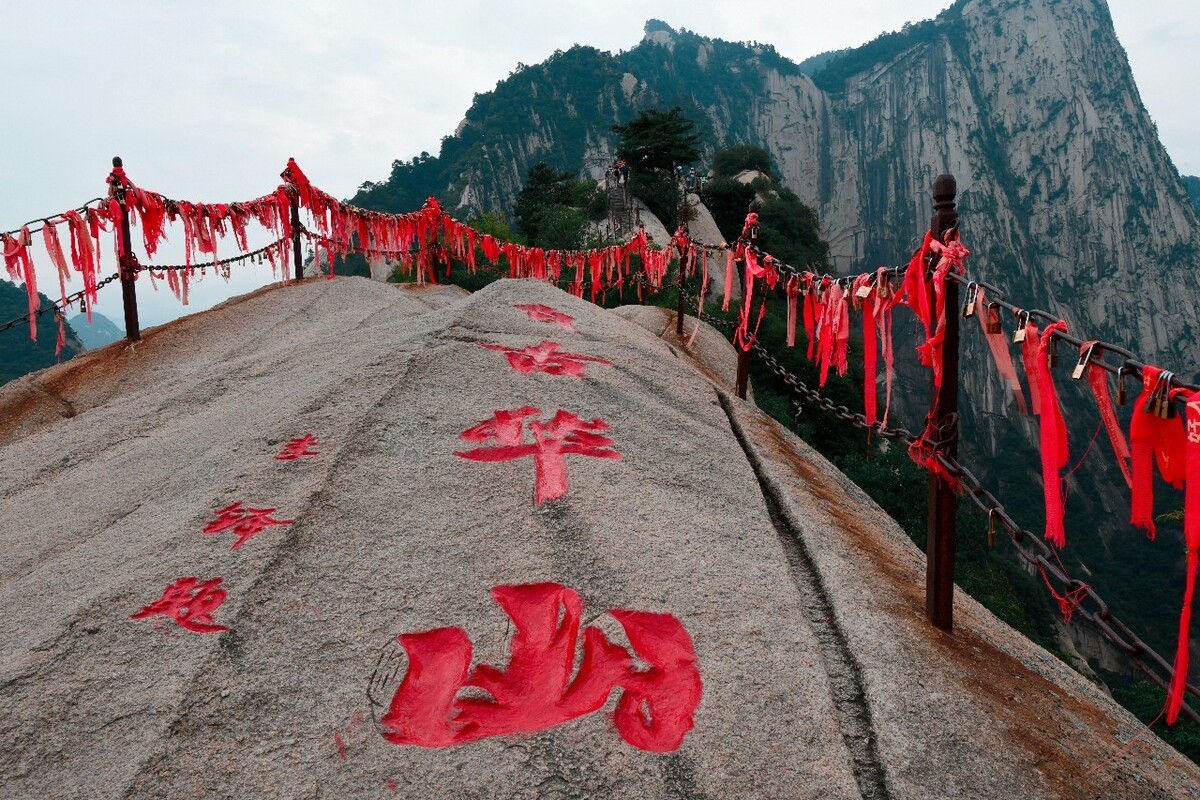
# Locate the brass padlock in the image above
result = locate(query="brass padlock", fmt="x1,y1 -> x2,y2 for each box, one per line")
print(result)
1145,374 -> 1165,416
1013,326 -> 1026,344
855,283 -> 872,299
1159,372 -> 1177,419
1071,343 -> 1096,380
962,283 -> 978,318
1116,366 -> 1128,406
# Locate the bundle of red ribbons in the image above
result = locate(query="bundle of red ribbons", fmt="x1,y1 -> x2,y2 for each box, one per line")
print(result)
1,158 -> 684,348
690,210 -> 1195,724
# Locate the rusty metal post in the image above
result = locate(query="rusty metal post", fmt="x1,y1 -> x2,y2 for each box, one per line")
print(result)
676,187 -> 689,337
111,157 -> 140,341
735,348 -> 750,399
926,174 -> 959,631
676,261 -> 686,336
290,191 -> 303,281
734,205 -> 759,400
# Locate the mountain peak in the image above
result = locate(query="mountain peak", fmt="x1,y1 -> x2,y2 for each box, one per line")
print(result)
642,19 -> 677,47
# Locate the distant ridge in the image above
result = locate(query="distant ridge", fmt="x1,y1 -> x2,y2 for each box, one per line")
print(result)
69,311 -> 124,350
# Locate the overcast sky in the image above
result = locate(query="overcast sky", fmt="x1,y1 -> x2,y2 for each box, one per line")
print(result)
1,0 -> 1195,328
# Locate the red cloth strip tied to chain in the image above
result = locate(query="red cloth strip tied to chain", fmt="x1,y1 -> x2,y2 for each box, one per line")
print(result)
43,223 -> 72,314
916,232 -> 970,392
785,275 -> 801,349
1033,322 -> 1070,548
976,288 -> 1028,415
1080,341 -> 1133,489
874,269 -> 904,429
1167,388 -> 1200,724
1129,365 -> 1186,538
817,281 -> 849,389
806,278 -> 825,362
905,230 -> 968,486
2,228 -> 39,341
902,232 -> 934,361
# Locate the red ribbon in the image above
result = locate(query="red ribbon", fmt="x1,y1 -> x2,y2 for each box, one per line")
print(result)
1020,320 -> 1042,415
785,275 -> 800,349
855,275 -> 878,426
1033,322 -> 1070,548
875,269 -> 904,428
1081,343 -> 1132,489
1167,389 -> 1200,723
804,276 -> 822,361
976,288 -> 1028,415
1129,366 -> 1186,538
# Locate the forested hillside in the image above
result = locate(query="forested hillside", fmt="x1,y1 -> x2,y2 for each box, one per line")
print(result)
0,280 -> 83,386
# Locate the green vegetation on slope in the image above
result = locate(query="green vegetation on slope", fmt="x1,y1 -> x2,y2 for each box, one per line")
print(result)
0,280 -> 84,386
514,162 -> 606,249
810,20 -> 940,93
1183,175 -> 1200,217
703,145 -> 828,268
613,106 -> 701,231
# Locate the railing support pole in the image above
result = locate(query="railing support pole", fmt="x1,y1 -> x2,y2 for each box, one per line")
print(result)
676,185 -> 688,337
110,156 -> 140,342
735,348 -> 750,399
676,259 -> 686,337
290,191 -> 303,282
926,174 -> 959,631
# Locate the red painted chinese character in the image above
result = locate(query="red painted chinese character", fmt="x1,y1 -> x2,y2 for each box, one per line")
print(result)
130,577 -> 230,634
276,434 -> 319,460
479,340 -> 612,378
203,502 -> 292,550
379,583 -> 701,753
456,408 -> 620,504
515,303 -> 576,331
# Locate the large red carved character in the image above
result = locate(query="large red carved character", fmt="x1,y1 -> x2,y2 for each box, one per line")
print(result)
514,303 -> 577,331
276,434 -> 320,460
203,501 -> 293,550
480,340 -> 612,378
130,577 -> 229,634
455,408 -> 620,504
380,583 -> 702,753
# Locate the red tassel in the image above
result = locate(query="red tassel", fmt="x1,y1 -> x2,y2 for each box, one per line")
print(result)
817,283 -> 847,388
785,276 -> 800,348
721,250 -> 734,312
55,312 -> 66,360
1083,347 -> 1132,489
1033,322 -> 1070,548
1168,388 -> 1200,723
976,289 -> 1028,415
1130,366 -> 1187,538
43,223 -> 72,310
859,277 -> 878,426
1021,321 -> 1043,415
876,271 -> 900,428
902,232 -> 934,350
2,229 -> 39,342
805,278 -> 824,362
